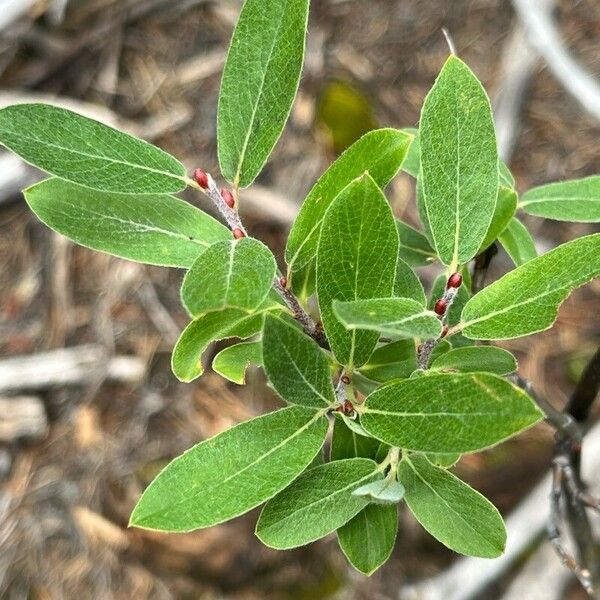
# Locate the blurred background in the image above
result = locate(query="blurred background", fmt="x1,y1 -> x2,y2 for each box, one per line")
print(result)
0,0 -> 599,598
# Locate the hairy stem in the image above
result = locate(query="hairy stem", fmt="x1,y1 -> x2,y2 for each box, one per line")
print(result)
190,172 -> 329,349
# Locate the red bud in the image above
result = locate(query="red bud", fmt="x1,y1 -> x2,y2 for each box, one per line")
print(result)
193,168 -> 209,189
279,276 -> 288,288
232,228 -> 245,239
341,375 -> 351,385
434,298 -> 448,316
446,272 -> 463,289
440,324 -> 449,338
221,188 -> 235,208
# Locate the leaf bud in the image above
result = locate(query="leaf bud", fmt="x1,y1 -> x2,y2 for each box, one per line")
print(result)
193,168 -> 209,189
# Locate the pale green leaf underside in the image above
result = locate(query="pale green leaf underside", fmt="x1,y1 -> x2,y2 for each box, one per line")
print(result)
337,504 -> 398,575
520,175 -> 600,222
333,298 -> 442,339
399,455 -> 506,558
130,406 -> 328,531
256,458 -> 380,549
317,174 -> 399,368
172,302 -> 279,382
262,314 -> 336,408
181,237 -> 276,317
286,128 -> 412,271
361,372 -> 543,453
212,341 -> 262,385
498,217 -> 537,267
25,178 -> 229,267
429,346 -> 517,375
352,479 -> 405,504
217,0 -> 310,187
461,233 -> 600,340
0,104 -> 185,193
419,56 -> 499,266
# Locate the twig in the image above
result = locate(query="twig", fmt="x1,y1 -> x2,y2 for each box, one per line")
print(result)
191,170 -> 329,349
417,280 -> 459,369
0,345 -> 145,393
512,0 -> 600,123
398,420 -> 600,600
515,351 -> 600,597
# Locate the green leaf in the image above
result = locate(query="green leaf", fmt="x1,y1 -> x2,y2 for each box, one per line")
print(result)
352,479 -> 405,504
394,257 -> 426,305
286,129 -> 412,272
498,217 -> 537,266
0,104 -> 185,193
359,339 -> 417,383
401,127 -> 420,177
333,298 -> 442,340
172,303 -> 277,382
181,238 -> 276,316
255,458 -> 380,549
217,0 -> 310,187
419,56 -> 498,267
396,219 -> 437,267
461,233 -> 600,340
130,406 -> 328,531
290,261 -> 316,303
399,455 -> 506,558
479,187 -> 518,252
212,341 -> 262,384
425,452 -> 461,468
331,416 -> 381,461
262,314 -> 335,408
361,372 -> 543,453
24,178 -> 229,267
403,126 -> 512,191
499,162 -> 515,189
429,346 -> 517,375
520,176 -> 600,222
338,503 -> 398,576
316,174 -> 399,368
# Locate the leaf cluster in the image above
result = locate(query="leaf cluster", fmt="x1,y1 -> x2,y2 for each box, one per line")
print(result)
1,0 -> 599,575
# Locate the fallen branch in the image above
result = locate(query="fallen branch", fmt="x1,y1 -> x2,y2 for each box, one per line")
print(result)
399,420 -> 600,600
0,345 -> 146,393
512,0 -> 600,122
0,396 -> 47,442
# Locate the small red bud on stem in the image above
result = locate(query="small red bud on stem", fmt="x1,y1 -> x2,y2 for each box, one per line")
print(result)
335,400 -> 354,415
341,375 -> 351,385
440,324 -> 449,338
434,298 -> 448,316
232,228 -> 245,239
193,168 -> 209,189
221,188 -> 235,208
446,272 -> 463,289
279,276 -> 288,288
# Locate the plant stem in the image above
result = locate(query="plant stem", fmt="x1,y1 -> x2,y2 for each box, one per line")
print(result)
190,172 -> 329,349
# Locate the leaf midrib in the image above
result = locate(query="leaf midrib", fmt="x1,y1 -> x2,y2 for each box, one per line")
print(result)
404,457 -> 500,552
135,408 -> 325,524
260,469 -> 377,536
233,7 -> 288,186
520,195 -> 600,208
52,202 -> 213,248
0,128 -> 183,181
